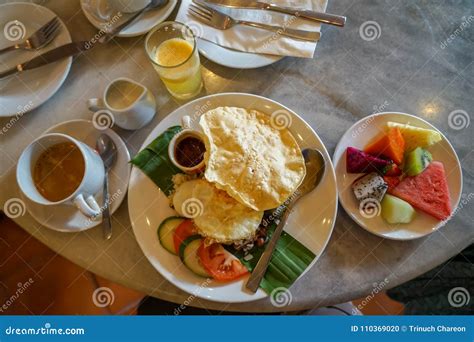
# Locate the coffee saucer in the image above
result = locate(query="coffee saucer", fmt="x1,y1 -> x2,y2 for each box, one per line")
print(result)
21,120 -> 131,232
80,0 -> 178,37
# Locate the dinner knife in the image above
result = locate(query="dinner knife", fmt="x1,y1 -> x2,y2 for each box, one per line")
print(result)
203,0 -> 346,27
0,41 -> 88,79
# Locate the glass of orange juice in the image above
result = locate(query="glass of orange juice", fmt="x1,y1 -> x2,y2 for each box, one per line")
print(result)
145,21 -> 203,100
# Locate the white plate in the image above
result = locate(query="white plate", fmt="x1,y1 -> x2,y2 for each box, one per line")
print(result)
333,112 -> 463,240
197,39 -> 282,69
128,93 -> 338,303
0,3 -> 72,117
80,0 -> 178,37
20,120 -> 131,232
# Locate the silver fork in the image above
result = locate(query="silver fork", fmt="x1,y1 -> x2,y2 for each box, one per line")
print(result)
0,17 -> 61,55
189,1 -> 320,42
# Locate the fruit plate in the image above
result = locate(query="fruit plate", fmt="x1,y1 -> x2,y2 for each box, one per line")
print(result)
128,93 -> 338,303
333,112 -> 462,240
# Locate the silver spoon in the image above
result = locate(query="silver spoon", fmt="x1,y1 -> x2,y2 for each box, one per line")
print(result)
246,148 -> 326,293
96,134 -> 118,240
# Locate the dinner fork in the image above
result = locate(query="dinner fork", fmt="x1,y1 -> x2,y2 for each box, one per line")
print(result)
0,17 -> 61,54
189,1 -> 320,42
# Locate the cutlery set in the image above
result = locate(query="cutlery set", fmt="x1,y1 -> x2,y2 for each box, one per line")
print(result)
189,1 -> 321,42
0,0 -> 344,79
0,17 -> 67,79
206,0 -> 346,26
0,17 -> 61,54
189,0 -> 345,42
0,0 -> 167,79
0,41 -> 89,79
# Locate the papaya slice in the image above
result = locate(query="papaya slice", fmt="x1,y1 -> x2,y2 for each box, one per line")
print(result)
365,127 -> 405,165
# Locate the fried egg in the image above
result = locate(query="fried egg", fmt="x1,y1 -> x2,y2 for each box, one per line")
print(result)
172,179 -> 263,244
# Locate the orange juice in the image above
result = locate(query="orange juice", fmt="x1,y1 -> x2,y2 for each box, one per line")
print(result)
157,38 -> 193,66
151,38 -> 202,99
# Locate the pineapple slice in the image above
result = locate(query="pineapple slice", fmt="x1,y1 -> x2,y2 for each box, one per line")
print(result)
387,122 -> 441,151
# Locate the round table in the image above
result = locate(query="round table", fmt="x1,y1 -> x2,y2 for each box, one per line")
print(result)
1,0 -> 473,312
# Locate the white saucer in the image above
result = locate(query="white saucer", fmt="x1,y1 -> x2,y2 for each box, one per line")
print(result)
0,3 -> 72,117
80,0 -> 178,37
21,120 -> 131,232
333,112 -> 463,240
197,39 -> 282,69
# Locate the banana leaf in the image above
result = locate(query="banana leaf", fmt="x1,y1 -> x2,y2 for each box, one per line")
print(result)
229,214 -> 315,294
131,126 -> 316,295
130,126 -> 182,196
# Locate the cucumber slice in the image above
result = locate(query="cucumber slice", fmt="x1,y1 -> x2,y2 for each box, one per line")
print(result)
157,216 -> 185,254
179,236 -> 211,278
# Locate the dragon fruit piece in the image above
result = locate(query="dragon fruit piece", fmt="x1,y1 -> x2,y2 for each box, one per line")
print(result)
352,172 -> 388,202
346,147 -> 392,173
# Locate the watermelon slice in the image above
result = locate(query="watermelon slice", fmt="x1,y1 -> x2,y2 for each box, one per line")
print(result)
346,147 -> 391,173
389,161 -> 452,221
384,176 -> 401,192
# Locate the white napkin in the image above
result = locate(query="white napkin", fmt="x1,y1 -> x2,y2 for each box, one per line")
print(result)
176,0 -> 328,58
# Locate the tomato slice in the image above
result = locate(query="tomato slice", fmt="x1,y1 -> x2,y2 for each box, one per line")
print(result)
173,220 -> 196,254
198,242 -> 249,281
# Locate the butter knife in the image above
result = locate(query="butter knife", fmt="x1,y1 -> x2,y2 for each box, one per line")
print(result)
0,41 -> 88,79
204,0 -> 346,27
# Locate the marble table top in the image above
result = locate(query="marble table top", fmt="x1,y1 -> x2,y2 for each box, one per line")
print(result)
0,0 -> 473,312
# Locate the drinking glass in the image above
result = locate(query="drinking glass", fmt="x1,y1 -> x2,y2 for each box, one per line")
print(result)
145,21 -> 203,100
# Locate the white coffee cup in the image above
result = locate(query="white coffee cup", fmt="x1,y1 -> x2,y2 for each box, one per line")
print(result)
17,133 -> 105,219
107,0 -> 150,13
88,78 -> 156,130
